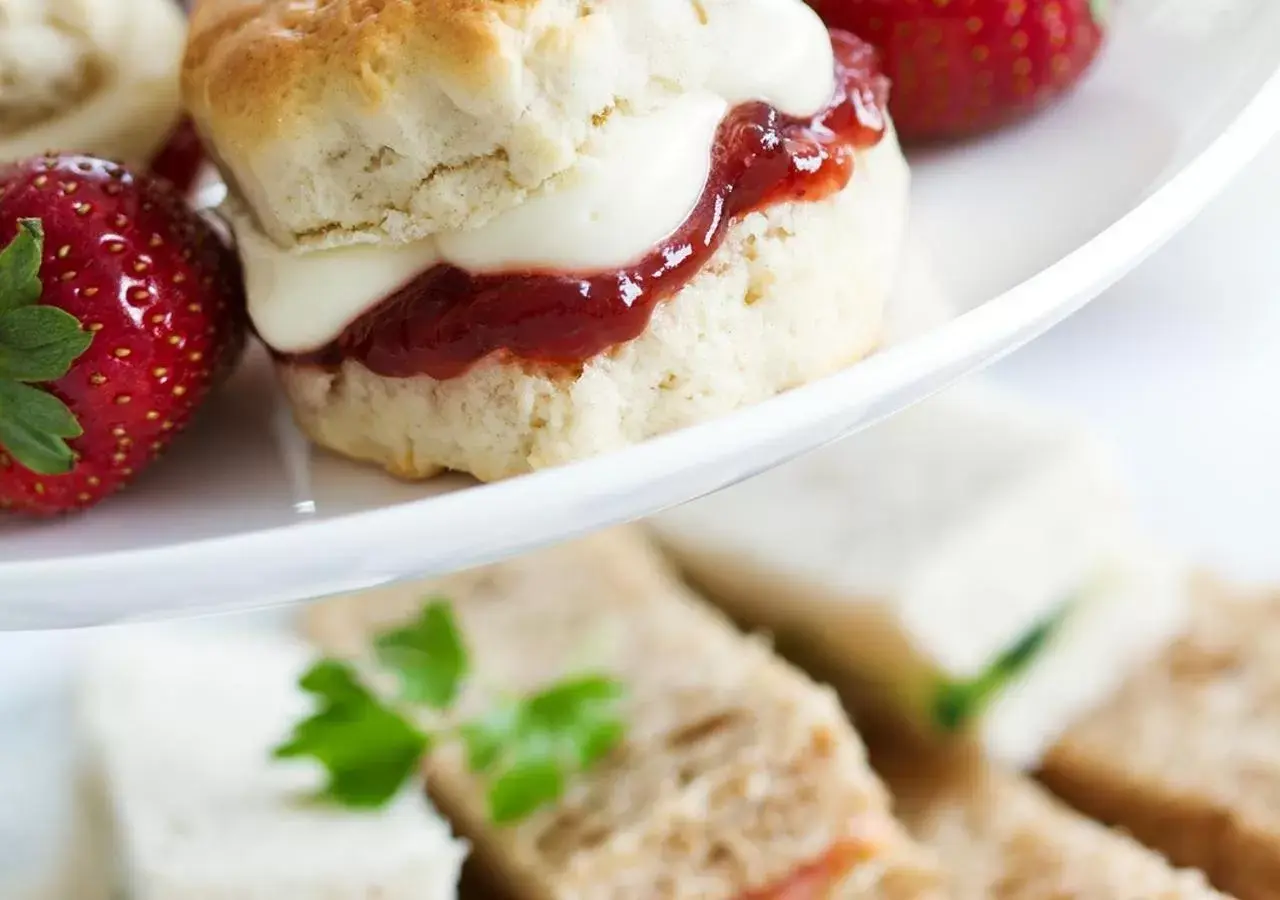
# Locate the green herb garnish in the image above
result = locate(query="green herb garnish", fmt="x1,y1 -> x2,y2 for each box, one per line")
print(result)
276,600 -> 627,823
375,599 -> 468,709
274,660 -> 431,808
0,220 -> 93,475
931,599 -> 1073,733
460,675 -> 627,824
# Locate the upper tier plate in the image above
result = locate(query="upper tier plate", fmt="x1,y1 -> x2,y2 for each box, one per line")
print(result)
1,0 -> 1278,630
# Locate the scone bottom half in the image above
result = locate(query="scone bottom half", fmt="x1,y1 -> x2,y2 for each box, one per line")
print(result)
209,17 -> 910,480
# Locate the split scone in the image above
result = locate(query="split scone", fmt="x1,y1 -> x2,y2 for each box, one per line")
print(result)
182,0 -> 911,481
870,739 -> 1230,900
651,381 -> 1188,770
0,0 -> 186,164
304,528 -> 943,900
1040,578 -> 1280,900
80,626 -> 468,900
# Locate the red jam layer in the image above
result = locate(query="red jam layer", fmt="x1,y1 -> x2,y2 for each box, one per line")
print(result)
292,30 -> 889,380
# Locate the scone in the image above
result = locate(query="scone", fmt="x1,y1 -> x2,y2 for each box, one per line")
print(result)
183,0 -> 911,481
0,0 -> 186,165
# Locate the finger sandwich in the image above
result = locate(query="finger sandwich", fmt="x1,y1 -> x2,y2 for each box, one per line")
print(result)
1041,579 -> 1280,900
650,380 -> 1189,769
868,738 -> 1230,900
304,528 -> 943,900
79,625 -> 468,900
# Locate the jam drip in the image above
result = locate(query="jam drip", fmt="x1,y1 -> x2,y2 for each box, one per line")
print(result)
296,30 -> 889,380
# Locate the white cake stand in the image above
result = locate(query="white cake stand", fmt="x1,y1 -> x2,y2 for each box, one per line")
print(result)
2,0 -> 1279,630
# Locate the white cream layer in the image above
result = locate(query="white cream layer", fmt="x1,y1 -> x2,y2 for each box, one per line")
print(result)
232,0 -> 837,355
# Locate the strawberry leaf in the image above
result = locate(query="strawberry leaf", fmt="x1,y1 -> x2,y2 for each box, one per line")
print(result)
0,380 -> 83,475
1088,0 -> 1110,26
0,220 -> 44,313
0,217 -> 94,477
0,306 -> 94,382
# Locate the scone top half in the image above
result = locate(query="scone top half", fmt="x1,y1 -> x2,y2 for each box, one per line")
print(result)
183,0 -> 843,250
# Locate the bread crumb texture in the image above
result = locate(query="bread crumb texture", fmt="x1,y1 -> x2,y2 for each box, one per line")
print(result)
873,739 -> 1229,900
1042,576 -> 1280,900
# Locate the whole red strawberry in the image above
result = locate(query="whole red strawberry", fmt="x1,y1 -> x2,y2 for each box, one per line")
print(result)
0,155 -> 245,515
812,0 -> 1108,142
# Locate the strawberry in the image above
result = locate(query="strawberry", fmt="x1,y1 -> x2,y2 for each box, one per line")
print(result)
148,118 -> 205,197
812,0 -> 1109,142
0,155 -> 246,515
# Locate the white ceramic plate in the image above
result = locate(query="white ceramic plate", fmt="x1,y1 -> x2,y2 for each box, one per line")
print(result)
2,0 -> 1278,629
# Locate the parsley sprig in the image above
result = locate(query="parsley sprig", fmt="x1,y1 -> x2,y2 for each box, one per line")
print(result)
276,600 -> 627,824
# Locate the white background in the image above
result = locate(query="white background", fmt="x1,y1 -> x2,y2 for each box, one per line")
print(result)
993,133 -> 1280,585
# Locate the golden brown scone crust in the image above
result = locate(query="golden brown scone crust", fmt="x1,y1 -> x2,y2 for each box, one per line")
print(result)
184,0 -> 525,147
182,0 -> 849,248
186,0 -> 729,247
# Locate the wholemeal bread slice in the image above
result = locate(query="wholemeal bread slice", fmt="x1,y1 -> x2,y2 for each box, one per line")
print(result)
1040,577 -> 1280,900
869,738 -> 1229,900
303,528 -> 943,900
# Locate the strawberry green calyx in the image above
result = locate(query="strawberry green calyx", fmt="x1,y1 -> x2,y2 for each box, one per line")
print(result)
0,219 -> 93,476
1089,0 -> 1110,26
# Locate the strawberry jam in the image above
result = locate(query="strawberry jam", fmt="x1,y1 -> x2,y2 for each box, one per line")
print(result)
295,30 -> 889,380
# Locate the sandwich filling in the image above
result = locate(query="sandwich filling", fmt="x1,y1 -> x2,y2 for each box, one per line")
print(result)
741,838 -> 886,900
241,26 -> 890,381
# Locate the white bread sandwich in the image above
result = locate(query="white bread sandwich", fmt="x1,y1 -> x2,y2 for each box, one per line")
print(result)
650,380 -> 1189,769
1040,578 -> 1280,900
0,0 -> 186,165
304,528 -> 944,900
79,625 -> 468,900
181,0 -> 911,482
869,738 -> 1230,900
